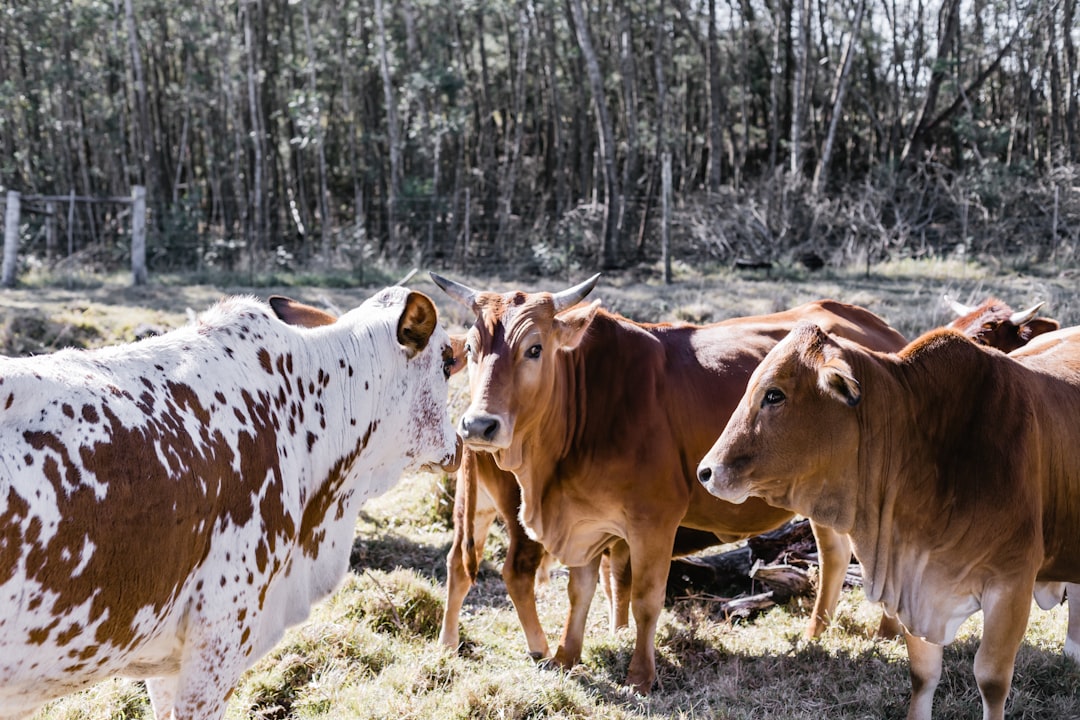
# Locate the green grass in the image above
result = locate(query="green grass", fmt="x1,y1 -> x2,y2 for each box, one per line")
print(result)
14,261 -> 1080,719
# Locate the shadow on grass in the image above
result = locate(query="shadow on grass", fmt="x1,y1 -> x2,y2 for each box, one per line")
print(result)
575,627 -> 1080,720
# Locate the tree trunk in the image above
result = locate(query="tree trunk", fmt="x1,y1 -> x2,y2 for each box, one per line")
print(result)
789,0 -> 810,175
374,0 -> 400,253
300,0 -> 332,261
706,0 -> 725,192
567,0 -> 621,269
900,0 -> 961,165
495,2 -> 530,254
243,0 -> 267,253
617,0 -> 642,255
812,0 -> 865,194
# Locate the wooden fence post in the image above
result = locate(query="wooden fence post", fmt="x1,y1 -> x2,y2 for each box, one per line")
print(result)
2,191 -> 20,288
45,201 -> 57,261
131,185 -> 147,285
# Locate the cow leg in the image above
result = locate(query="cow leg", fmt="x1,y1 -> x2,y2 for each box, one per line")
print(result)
502,523 -> 552,659
903,631 -> 943,720
145,677 -> 176,719
1066,583 -> 1080,663
606,540 -> 632,632
973,586 -> 1032,720
876,611 -> 904,638
806,521 -> 849,637
172,630 -> 245,720
439,487 -> 497,651
623,526 -> 679,695
549,555 -> 602,671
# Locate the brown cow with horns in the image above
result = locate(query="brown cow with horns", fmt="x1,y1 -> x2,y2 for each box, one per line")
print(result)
431,272 -> 907,693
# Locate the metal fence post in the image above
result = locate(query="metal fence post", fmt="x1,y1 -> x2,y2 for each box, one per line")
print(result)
2,191 -> 21,288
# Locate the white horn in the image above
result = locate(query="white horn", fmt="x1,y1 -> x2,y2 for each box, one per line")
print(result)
551,273 -> 602,313
429,272 -> 480,311
943,294 -> 976,317
1009,301 -> 1045,326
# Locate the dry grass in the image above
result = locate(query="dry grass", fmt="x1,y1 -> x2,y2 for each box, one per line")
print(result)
13,260 -> 1080,720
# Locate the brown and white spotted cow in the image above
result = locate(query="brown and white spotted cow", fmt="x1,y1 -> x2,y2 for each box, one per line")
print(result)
0,287 -> 461,720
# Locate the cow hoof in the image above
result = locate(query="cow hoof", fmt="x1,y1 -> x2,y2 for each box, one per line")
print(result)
539,652 -> 577,672
624,674 -> 654,696
527,650 -> 544,661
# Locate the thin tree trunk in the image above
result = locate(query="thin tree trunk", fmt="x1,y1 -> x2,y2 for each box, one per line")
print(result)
812,0 -> 865,194
300,0 -> 331,260
374,0 -> 400,253
617,0 -> 642,254
125,0 -> 158,232
706,0 -> 724,191
495,2 -> 530,254
789,0 -> 810,175
243,0 -> 266,253
567,0 -> 621,268
1064,0 -> 1078,161
900,0 -> 961,165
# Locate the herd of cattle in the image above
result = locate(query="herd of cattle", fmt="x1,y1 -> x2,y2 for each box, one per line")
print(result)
0,276 -> 1075,720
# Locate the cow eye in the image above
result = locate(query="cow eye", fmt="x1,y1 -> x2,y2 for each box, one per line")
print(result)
525,344 -> 542,359
464,342 -> 474,358
442,356 -> 454,379
761,388 -> 785,407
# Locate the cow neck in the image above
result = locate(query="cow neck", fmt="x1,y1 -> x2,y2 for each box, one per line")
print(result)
294,321 -> 393,507
846,333 -> 1033,620
512,334 -> 589,546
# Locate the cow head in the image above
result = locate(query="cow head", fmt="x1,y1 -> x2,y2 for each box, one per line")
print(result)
271,291 -> 462,473
944,295 -> 1059,353
430,272 -> 601,471
697,322 -> 861,524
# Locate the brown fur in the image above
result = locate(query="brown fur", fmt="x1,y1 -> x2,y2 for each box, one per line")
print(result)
700,323 -> 1080,719
437,276 -> 906,695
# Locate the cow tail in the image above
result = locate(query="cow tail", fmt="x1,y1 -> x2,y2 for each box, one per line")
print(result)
457,448 -> 481,584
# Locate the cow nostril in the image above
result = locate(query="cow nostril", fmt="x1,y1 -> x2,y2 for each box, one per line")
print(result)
698,466 -> 712,485
480,418 -> 499,441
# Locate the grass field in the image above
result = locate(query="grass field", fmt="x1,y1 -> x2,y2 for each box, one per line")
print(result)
7,259 -> 1080,719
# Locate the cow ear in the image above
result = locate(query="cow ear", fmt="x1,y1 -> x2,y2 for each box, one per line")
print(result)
398,291 -> 439,358
555,300 -> 601,350
448,334 -> 468,375
270,296 -> 338,328
1023,318 -> 1060,340
819,358 -> 861,407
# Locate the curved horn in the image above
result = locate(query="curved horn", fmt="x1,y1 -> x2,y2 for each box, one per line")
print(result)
943,294 -> 976,317
429,271 -> 480,311
1009,301 -> 1045,326
551,273 -> 602,313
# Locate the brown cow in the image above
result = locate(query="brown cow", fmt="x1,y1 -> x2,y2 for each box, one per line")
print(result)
697,323 -> 1080,720
945,295 -> 1059,352
431,272 -> 907,693
440,294 -> 1065,656
439,447 -> 731,661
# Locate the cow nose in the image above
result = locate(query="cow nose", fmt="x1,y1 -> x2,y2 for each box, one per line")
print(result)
697,465 -> 712,485
460,414 -> 500,442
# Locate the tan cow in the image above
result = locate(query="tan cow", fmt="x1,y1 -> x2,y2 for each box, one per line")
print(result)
698,323 -> 1080,720
431,272 -> 907,693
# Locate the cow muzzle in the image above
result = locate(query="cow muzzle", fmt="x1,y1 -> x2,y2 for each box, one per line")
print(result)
697,461 -> 752,504
422,434 -> 463,475
458,411 -> 509,448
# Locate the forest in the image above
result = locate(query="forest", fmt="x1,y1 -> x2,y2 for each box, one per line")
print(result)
1,0 -> 1078,279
